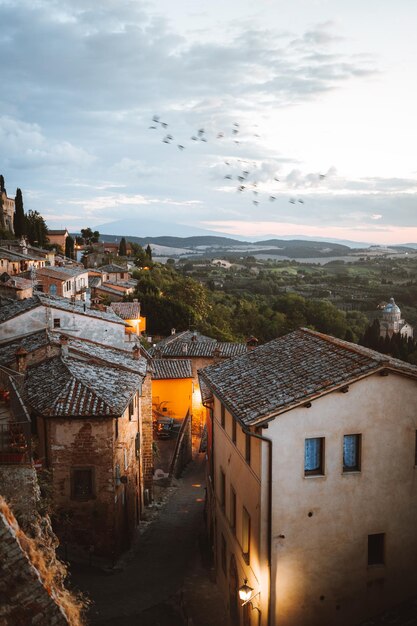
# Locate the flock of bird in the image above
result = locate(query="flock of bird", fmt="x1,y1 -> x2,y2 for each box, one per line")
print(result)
148,114 -> 327,207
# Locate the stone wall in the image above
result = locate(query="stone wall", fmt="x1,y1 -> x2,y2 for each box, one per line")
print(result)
141,372 -> 154,501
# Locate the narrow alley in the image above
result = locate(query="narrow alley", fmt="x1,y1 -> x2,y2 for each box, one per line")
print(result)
70,453 -> 228,626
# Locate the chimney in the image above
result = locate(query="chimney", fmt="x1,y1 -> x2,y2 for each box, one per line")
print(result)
182,343 -> 188,355
213,345 -> 221,363
133,298 -> 138,303
246,336 -> 259,351
171,328 -> 176,335
191,331 -> 197,342
132,344 -> 140,360
15,347 -> 28,373
60,334 -> 69,357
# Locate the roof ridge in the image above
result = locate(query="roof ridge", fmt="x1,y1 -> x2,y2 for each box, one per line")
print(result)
300,327 -> 417,371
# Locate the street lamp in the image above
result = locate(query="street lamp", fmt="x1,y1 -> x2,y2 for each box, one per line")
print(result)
238,580 -> 253,604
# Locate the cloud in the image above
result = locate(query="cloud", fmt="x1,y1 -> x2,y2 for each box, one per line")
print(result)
0,116 -> 95,170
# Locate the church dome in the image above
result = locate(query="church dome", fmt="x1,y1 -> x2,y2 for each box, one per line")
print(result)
384,297 -> 401,315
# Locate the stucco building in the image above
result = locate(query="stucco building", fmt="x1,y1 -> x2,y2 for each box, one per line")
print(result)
35,266 -> 88,299
199,329 -> 417,626
0,293 -> 127,346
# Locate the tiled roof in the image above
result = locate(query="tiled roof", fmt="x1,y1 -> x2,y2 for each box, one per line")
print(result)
198,328 -> 417,426
152,359 -> 193,379
0,294 -> 126,325
26,356 -> 140,417
48,230 -> 68,235
98,264 -> 127,273
0,329 -> 51,366
93,284 -> 130,296
152,341 -> 246,359
110,302 -> 140,320
0,329 -> 147,376
35,267 -> 87,280
154,330 -> 215,348
0,247 -> 43,262
58,336 -> 147,376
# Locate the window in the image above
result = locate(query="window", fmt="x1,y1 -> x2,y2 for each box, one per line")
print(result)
304,437 -> 324,476
124,448 -> 128,471
245,433 -> 251,466
343,434 -> 361,472
220,404 -> 225,428
115,418 -> 119,440
368,533 -> 385,566
49,284 -> 57,296
242,506 -> 251,564
219,469 -> 226,511
53,318 -> 61,328
128,400 -> 134,421
230,487 -> 236,534
221,533 -> 227,575
232,419 -> 237,444
65,280 -> 71,292
71,468 -> 94,500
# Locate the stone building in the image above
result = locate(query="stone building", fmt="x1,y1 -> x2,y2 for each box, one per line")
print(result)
379,297 -> 413,339
0,188 -> 15,234
24,348 -> 146,558
0,330 -> 153,558
199,329 -> 417,626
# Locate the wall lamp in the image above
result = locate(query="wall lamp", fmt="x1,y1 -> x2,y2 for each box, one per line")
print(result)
238,580 -> 259,606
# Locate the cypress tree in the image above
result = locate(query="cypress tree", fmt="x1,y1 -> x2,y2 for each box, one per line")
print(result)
65,235 -> 75,259
14,188 -> 26,237
0,175 -> 4,193
118,237 -> 127,256
145,244 -> 152,260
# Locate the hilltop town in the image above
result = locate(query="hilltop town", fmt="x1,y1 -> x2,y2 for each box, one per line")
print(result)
1,179 -> 417,626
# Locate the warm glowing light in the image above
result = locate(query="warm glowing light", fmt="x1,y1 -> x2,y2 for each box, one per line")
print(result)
238,581 -> 253,603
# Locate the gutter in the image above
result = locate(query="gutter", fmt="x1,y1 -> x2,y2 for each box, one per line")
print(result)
242,425 -> 273,626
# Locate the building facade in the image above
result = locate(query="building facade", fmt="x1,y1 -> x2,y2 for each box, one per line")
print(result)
199,329 -> 417,626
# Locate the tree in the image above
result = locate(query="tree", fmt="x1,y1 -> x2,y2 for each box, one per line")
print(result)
0,175 -> 4,193
118,237 -> 127,256
65,235 -> 75,259
14,188 -> 26,237
145,244 -> 152,260
25,210 -> 49,247
80,227 -> 100,245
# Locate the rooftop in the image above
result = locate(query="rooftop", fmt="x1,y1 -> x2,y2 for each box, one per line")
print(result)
199,328 -> 417,426
35,267 -> 87,280
0,329 -> 148,377
26,355 -> 141,417
110,302 -> 140,320
152,359 -> 193,380
152,340 -> 246,359
98,264 -> 128,273
0,294 -> 126,325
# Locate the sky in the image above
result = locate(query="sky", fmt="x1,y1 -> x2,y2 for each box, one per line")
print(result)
0,0 -> 416,244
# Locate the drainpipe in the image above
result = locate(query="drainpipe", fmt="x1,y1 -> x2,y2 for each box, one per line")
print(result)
242,426 -> 273,626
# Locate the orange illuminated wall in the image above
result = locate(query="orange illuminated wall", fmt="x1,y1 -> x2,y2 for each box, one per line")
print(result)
152,378 -> 192,420
125,316 -> 147,335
